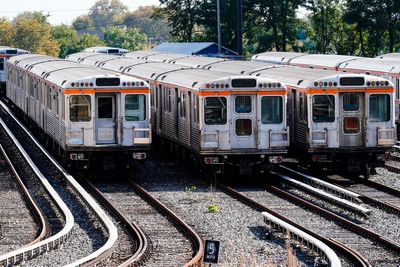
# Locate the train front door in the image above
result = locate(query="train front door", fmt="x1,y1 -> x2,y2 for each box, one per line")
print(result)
95,93 -> 117,144
230,94 -> 257,149
339,92 -> 365,147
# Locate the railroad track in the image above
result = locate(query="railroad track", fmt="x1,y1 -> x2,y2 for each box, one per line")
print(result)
80,175 -> 203,266
0,101 -> 118,266
0,144 -> 48,254
218,179 -> 400,266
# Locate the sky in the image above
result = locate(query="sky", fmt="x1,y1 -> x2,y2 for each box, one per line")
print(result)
1,0 -> 161,25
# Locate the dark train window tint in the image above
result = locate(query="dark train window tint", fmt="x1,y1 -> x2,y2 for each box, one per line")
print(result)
343,93 -> 360,111
369,94 -> 390,122
231,79 -> 257,88
125,94 -> 146,121
343,117 -> 360,134
180,92 -> 186,118
204,97 -> 227,125
6,50 -> 17,55
235,119 -> 252,136
98,97 -> 113,118
70,95 -> 91,122
312,95 -> 335,123
340,77 -> 365,86
235,96 -> 252,113
108,49 -> 119,54
96,78 -> 120,86
0,58 -> 3,70
261,96 -> 283,124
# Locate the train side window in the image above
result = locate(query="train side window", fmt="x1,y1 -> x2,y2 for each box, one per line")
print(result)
0,58 -> 3,71
312,95 -> 335,123
46,86 -> 52,110
180,92 -> 186,118
125,94 -> 146,121
167,89 -> 172,112
369,94 -> 390,122
193,95 -> 199,123
261,96 -> 283,124
204,97 -> 227,125
70,95 -> 91,122
299,93 -> 304,121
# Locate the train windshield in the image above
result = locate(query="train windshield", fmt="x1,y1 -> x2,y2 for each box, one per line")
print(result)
369,94 -> 390,122
261,96 -> 283,124
204,97 -> 227,125
70,95 -> 91,122
125,94 -> 146,121
312,95 -> 335,123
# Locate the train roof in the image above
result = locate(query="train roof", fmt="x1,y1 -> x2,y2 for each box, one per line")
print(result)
124,51 -> 162,59
0,46 -> 30,56
339,58 -> 400,74
169,55 -> 226,67
8,54 -> 147,89
140,53 -> 189,62
251,66 -> 392,89
204,60 -> 276,74
83,46 -> 129,55
375,53 -> 400,60
251,51 -> 306,64
156,68 -> 286,91
289,54 -> 360,69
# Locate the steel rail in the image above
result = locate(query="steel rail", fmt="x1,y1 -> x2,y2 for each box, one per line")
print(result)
0,101 -> 118,267
218,183 -> 371,267
0,144 -> 49,246
127,179 -> 204,267
0,117 -> 74,267
79,177 -> 149,267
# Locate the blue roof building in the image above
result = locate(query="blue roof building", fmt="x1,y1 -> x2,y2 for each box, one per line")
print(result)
152,42 -> 238,58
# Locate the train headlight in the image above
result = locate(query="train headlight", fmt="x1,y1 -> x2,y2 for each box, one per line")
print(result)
132,152 -> 146,160
268,156 -> 283,163
204,157 -> 219,164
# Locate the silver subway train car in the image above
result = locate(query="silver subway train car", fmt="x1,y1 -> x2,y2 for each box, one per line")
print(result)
0,46 -> 30,96
67,52 -> 290,173
6,54 -> 151,170
123,51 -> 396,178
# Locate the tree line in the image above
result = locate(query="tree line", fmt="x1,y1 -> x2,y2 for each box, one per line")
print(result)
0,0 -> 398,58
157,0 -> 400,57
0,0 -> 171,58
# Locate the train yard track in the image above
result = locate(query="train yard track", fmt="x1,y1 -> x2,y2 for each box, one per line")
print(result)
221,179 -> 400,266
80,175 -> 203,266
0,144 -> 48,255
0,101 -> 118,266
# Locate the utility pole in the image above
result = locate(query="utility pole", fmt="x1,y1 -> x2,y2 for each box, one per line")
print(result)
217,0 -> 222,55
237,0 -> 243,56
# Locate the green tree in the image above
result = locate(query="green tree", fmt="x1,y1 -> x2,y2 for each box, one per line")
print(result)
123,6 -> 171,45
89,0 -> 128,29
72,15 -> 95,32
157,0 -> 200,41
78,33 -> 104,50
102,26 -> 147,50
52,25 -> 81,58
14,17 -> 59,56
0,17 -> 15,46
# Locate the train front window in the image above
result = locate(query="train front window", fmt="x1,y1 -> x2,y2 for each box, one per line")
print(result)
312,95 -> 335,123
235,96 -> 252,113
70,95 -> 91,122
204,97 -> 227,125
235,119 -> 252,136
0,58 -> 3,71
261,96 -> 283,124
343,93 -> 359,111
125,94 -> 146,121
369,94 -> 390,122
